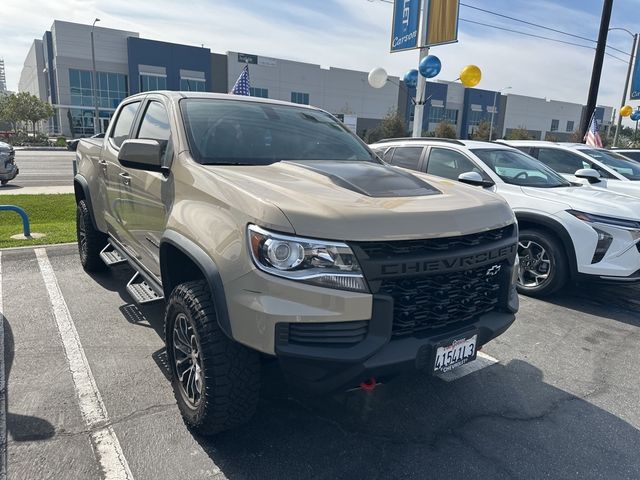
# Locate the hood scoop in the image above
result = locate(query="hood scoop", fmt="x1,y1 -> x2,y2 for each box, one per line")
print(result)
287,160 -> 441,198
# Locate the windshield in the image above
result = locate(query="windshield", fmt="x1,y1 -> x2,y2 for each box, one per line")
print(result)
579,149 -> 640,180
471,148 -> 571,188
180,98 -> 375,165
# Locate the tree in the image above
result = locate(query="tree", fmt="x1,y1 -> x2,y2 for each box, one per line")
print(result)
434,121 -> 457,139
0,94 -> 20,133
0,92 -> 55,135
568,130 -> 583,143
471,121 -> 491,141
506,127 -> 533,140
367,111 -> 407,143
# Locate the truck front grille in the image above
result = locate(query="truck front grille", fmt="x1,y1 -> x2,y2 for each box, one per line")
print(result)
378,263 -> 504,337
350,225 -> 516,338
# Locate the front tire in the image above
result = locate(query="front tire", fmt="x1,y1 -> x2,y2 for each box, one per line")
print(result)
165,280 -> 260,435
517,228 -> 568,297
76,199 -> 107,272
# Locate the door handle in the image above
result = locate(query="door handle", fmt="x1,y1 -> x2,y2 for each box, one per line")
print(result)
98,159 -> 107,173
119,172 -> 131,186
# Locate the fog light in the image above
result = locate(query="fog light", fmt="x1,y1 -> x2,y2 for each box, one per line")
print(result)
591,228 -> 613,264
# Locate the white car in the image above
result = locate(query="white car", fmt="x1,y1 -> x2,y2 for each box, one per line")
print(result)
500,140 -> 640,198
612,148 -> 640,164
370,138 -> 640,296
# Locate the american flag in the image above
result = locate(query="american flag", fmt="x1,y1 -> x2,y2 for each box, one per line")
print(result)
230,64 -> 250,96
584,112 -> 603,147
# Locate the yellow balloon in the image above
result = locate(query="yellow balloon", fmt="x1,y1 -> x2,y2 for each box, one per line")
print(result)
620,105 -> 633,117
460,65 -> 482,87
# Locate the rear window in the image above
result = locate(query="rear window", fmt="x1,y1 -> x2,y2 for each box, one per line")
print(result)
180,98 -> 374,165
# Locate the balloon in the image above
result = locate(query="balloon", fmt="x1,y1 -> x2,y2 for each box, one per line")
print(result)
620,105 -> 633,117
403,69 -> 419,88
368,67 -> 388,89
460,65 -> 482,87
631,110 -> 640,121
419,55 -> 441,78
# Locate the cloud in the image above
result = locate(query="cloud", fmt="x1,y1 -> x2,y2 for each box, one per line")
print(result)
0,0 -> 636,126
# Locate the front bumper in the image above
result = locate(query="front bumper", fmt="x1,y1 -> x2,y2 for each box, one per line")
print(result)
276,294 -> 517,394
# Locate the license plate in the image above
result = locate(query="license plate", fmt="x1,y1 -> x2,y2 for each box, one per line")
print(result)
433,334 -> 477,374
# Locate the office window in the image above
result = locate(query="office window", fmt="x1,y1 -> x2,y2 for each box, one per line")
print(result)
291,92 -> 310,105
69,69 -> 128,109
180,78 -> 206,91
468,109 -> 490,127
551,119 -> 559,132
427,107 -> 458,125
249,87 -> 268,98
140,74 -> 167,92
566,120 -> 574,132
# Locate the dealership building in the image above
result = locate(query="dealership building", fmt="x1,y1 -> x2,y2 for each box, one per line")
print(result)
19,20 -> 612,140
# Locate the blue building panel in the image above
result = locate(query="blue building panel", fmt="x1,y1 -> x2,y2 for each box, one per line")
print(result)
127,38 -> 212,94
404,81 -> 449,133
460,88 -> 499,139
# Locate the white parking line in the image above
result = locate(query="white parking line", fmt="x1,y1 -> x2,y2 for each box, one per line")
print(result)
35,248 -> 134,480
437,352 -> 499,382
0,251 -> 6,480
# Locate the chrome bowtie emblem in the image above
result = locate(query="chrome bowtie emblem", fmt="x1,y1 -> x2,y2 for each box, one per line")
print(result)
485,264 -> 502,276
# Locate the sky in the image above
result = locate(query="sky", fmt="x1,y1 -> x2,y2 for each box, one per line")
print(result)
1,0 -> 639,125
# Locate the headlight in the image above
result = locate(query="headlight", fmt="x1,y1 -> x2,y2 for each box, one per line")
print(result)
567,209 -> 640,259
567,210 -> 640,230
248,225 -> 368,292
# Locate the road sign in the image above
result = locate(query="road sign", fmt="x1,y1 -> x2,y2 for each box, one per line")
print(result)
390,0 -> 421,52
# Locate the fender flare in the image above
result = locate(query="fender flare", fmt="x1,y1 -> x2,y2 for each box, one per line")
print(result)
73,174 -> 99,231
159,230 -> 233,338
515,211 -> 578,278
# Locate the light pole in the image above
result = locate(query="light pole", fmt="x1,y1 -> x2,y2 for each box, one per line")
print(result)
610,27 -> 637,147
489,86 -> 511,141
91,18 -> 100,134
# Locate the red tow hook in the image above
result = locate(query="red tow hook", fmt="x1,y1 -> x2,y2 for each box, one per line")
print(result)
359,377 -> 377,392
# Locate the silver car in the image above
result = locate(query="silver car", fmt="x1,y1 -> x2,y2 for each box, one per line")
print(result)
0,141 -> 18,185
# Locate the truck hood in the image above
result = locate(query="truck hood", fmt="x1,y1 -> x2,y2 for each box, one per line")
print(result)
208,160 -> 514,241
520,186 -> 640,221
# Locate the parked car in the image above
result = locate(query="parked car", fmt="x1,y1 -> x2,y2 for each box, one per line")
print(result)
611,148 -> 640,163
499,140 -> 640,198
370,138 -> 640,297
67,133 -> 104,151
74,92 -> 520,434
0,141 -> 18,185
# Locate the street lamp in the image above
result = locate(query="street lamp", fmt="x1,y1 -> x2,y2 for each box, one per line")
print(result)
609,27 -> 638,147
91,18 -> 100,134
489,86 -> 511,141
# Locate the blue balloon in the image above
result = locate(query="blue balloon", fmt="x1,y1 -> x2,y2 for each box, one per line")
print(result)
403,69 -> 419,88
631,110 -> 640,121
419,55 -> 442,78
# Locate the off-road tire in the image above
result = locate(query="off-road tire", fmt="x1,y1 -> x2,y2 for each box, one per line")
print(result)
517,228 -> 568,297
165,280 -> 260,435
76,199 -> 107,272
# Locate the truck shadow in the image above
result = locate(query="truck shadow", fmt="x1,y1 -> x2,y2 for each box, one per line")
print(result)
540,282 -> 640,327
193,359 -> 640,479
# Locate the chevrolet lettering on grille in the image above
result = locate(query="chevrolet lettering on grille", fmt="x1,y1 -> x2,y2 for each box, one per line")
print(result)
378,244 -> 517,277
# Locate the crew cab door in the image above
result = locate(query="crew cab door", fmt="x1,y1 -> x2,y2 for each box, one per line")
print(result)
118,98 -> 173,276
101,100 -> 143,251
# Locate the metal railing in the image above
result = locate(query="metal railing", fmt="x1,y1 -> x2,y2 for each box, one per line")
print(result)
0,205 -> 31,237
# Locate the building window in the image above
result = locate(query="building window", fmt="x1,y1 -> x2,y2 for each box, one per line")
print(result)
180,78 -> 206,91
140,74 -> 167,92
291,92 -> 310,105
566,120 -> 574,132
249,87 -> 268,98
69,69 -> 128,109
468,109 -> 490,127
551,119 -> 559,132
69,109 -> 95,136
427,107 -> 459,125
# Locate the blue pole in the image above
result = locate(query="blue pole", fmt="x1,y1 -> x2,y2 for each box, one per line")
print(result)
0,205 -> 31,237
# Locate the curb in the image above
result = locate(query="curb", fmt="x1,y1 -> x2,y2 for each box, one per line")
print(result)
12,147 -> 68,151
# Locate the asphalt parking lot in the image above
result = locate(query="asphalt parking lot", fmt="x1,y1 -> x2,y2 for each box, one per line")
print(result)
1,243 -> 639,480
0,151 -> 75,192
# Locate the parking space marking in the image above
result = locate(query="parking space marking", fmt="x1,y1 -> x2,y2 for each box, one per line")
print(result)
0,251 -> 6,480
35,248 -> 134,480
437,351 -> 499,382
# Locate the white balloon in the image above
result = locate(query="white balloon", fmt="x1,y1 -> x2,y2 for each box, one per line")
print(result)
368,67 -> 388,89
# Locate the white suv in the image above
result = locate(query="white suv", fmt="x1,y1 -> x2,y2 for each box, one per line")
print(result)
500,141 -> 640,198
371,138 -> 640,296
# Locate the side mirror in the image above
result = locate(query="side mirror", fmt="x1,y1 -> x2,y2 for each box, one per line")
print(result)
458,171 -> 495,188
118,139 -> 165,172
574,168 -> 601,183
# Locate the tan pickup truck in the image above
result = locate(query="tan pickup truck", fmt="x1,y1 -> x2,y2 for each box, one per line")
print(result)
74,92 -> 519,434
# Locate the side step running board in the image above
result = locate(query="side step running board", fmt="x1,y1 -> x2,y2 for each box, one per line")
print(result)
99,243 -> 127,266
126,272 -> 164,305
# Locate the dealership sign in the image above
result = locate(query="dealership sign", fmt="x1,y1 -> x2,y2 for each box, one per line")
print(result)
631,42 -> 640,100
390,0 -> 421,52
